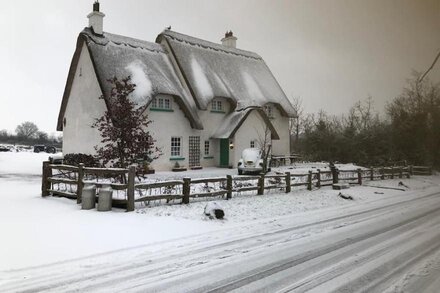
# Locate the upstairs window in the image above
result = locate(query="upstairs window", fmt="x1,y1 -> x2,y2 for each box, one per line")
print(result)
211,100 -> 223,112
250,140 -> 255,148
151,97 -> 172,110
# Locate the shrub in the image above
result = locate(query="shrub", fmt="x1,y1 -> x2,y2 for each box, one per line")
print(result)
64,153 -> 98,167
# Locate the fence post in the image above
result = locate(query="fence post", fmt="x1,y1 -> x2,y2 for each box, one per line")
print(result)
285,172 -> 291,193
429,166 -> 433,175
307,171 -> 312,191
409,165 -> 413,176
331,167 -> 339,184
316,169 -> 321,188
258,174 -> 265,195
370,167 -> 374,181
126,165 -> 135,212
390,167 -> 394,179
357,168 -> 362,185
398,167 -> 403,179
41,161 -> 51,197
226,175 -> 232,199
183,177 -> 191,204
77,163 -> 84,204
380,167 -> 385,180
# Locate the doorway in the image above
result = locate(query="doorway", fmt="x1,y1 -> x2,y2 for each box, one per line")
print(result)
220,139 -> 229,167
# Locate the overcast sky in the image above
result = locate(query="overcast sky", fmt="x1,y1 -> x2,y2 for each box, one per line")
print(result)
0,0 -> 439,134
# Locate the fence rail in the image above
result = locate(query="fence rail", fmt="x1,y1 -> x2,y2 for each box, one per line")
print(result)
41,161 -> 433,212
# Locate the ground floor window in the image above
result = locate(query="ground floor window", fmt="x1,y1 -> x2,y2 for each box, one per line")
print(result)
204,140 -> 210,156
250,140 -> 255,148
171,137 -> 181,157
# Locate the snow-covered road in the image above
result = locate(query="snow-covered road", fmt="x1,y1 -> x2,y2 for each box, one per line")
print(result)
2,186 -> 440,292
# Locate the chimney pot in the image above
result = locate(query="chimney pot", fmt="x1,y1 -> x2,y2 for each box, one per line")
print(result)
93,1 -> 100,12
88,1 -> 105,35
221,30 -> 237,48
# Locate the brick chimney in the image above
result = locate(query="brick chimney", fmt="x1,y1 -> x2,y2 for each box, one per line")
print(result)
87,1 -> 105,35
221,31 -> 237,48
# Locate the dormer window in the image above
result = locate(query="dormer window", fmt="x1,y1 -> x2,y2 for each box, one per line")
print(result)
211,100 -> 223,112
151,96 -> 173,112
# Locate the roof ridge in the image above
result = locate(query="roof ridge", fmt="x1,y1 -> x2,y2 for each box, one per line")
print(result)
81,28 -> 165,54
161,30 -> 262,60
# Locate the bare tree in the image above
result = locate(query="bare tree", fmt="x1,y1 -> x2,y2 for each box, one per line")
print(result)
255,121 -> 272,173
289,96 -> 304,144
15,121 -> 39,139
418,49 -> 440,84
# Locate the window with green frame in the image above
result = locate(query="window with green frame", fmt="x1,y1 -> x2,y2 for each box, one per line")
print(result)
151,97 -> 172,110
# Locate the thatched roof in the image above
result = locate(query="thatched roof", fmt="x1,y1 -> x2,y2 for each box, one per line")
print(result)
57,28 -> 202,131
157,30 -> 296,117
58,28 -> 295,131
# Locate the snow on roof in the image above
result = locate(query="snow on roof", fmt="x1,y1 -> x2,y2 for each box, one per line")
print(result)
81,28 -> 203,129
159,30 -> 296,117
212,108 -> 279,139
212,110 -> 249,139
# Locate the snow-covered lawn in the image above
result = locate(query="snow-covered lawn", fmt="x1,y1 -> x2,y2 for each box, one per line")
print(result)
0,151 -> 438,272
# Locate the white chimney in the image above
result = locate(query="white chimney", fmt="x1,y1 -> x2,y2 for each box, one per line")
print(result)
221,31 -> 237,48
87,1 -> 105,35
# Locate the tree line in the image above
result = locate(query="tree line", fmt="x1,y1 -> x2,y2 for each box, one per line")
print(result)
291,73 -> 440,168
0,122 -> 62,146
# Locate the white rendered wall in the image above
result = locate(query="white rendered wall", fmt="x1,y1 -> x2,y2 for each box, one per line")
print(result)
233,110 -> 268,166
270,106 -> 291,156
63,43 -> 106,155
147,95 -> 234,171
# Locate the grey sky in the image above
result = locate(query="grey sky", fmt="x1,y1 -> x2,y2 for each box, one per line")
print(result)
0,0 -> 439,134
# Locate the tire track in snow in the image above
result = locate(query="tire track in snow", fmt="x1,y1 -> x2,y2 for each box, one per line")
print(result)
196,204 -> 440,293
74,194 -> 440,293
2,190 -> 440,293
273,215 -> 440,292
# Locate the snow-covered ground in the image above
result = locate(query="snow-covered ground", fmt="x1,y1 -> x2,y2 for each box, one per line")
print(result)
1,152 -> 440,292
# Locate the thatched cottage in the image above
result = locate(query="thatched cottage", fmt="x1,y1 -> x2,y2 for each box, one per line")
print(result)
58,2 -> 296,171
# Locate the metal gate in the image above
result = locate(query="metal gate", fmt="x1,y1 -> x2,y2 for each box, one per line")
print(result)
188,136 -> 201,167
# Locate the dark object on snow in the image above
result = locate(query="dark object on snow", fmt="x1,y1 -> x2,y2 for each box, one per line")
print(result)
338,192 -> 353,200
374,191 -> 384,194
0,146 -> 10,152
398,181 -> 409,189
214,209 -> 225,219
34,145 -> 57,154
204,202 -> 225,219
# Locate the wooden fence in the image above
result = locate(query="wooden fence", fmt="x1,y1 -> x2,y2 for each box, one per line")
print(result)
41,162 -> 432,212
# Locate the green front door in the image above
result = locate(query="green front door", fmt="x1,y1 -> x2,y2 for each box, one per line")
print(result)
220,139 -> 229,167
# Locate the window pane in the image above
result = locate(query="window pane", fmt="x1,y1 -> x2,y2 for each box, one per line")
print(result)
171,137 -> 181,157
204,141 -> 210,155
164,98 -> 170,109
